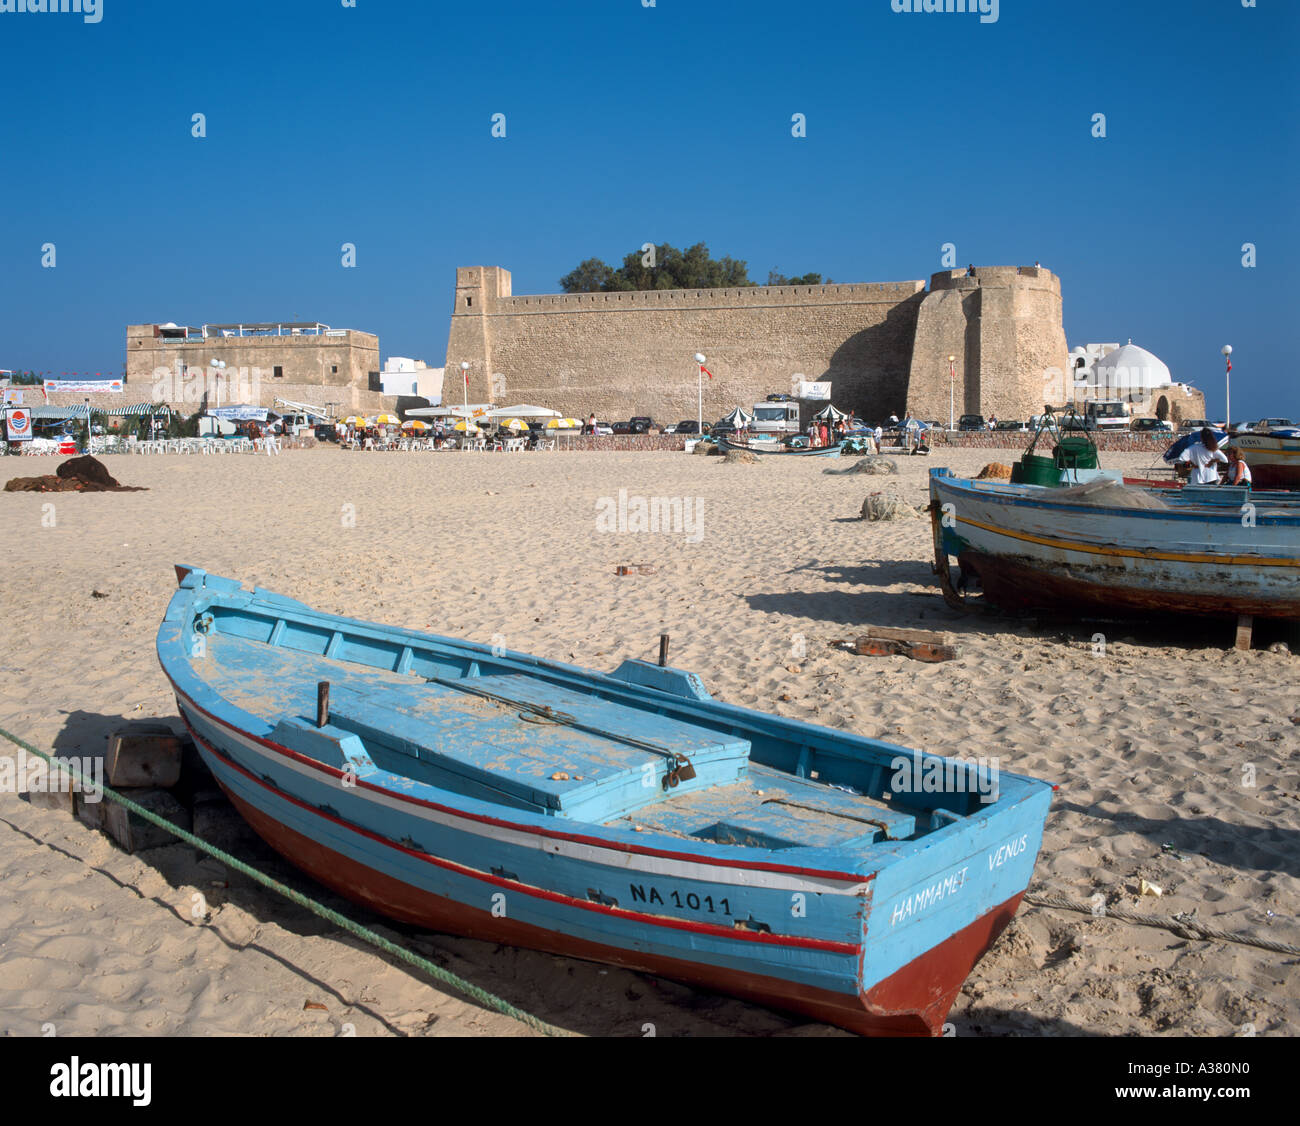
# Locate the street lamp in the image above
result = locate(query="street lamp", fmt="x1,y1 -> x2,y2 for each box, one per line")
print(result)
210,359 -> 227,409
1221,345 -> 1232,433
460,361 -> 471,448
947,355 -> 956,431
694,353 -> 706,435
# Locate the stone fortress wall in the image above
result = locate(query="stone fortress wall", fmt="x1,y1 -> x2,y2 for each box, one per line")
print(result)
444,265 -> 1074,425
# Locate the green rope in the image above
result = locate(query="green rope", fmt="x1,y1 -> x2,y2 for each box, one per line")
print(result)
0,724 -> 570,1037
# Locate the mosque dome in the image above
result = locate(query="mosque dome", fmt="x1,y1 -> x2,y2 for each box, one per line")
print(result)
1091,341 -> 1172,393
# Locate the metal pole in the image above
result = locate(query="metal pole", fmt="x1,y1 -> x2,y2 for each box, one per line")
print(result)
462,361 -> 470,449
1222,345 -> 1233,433
948,356 -> 955,431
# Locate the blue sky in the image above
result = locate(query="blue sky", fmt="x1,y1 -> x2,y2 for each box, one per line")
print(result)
1,0 -> 1295,418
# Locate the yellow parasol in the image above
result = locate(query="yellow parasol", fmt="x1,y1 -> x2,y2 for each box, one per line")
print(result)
546,417 -> 582,430
342,415 -> 367,426
453,419 -> 482,433
402,419 -> 430,430
499,418 -> 528,431
374,413 -> 401,426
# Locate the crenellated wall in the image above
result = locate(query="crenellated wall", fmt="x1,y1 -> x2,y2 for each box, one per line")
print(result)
443,264 -> 1072,425
445,266 -> 928,423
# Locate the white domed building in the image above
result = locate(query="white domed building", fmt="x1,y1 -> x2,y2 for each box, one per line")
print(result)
1066,340 -> 1206,423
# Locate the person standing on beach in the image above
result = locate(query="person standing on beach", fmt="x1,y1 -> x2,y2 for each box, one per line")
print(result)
1177,428 -> 1228,484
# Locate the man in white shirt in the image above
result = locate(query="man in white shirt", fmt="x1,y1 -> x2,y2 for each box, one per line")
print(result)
1177,428 -> 1228,485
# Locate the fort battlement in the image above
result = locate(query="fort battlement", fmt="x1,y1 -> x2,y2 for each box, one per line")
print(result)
444,264 -> 1069,424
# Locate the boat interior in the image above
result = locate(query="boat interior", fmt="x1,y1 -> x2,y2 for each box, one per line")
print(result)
175,578 -> 1011,851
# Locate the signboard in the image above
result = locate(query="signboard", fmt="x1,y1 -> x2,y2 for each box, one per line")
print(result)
43,379 -> 124,394
207,406 -> 269,421
2,389 -> 22,406
795,381 -> 832,401
5,407 -> 33,441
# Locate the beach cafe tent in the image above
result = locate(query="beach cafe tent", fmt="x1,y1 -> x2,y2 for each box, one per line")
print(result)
720,407 -> 753,427
485,404 -> 562,420
813,404 -> 849,422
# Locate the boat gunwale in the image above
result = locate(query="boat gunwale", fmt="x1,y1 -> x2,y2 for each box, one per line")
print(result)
158,571 -> 1052,882
930,469 -> 1300,528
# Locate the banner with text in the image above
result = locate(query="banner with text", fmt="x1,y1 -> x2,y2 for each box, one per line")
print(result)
43,379 -> 124,394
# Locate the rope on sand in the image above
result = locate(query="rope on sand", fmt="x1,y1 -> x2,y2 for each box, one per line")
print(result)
1025,891 -> 1300,957
0,724 -> 570,1037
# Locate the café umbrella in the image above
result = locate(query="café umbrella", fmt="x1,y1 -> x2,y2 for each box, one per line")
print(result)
546,417 -> 582,430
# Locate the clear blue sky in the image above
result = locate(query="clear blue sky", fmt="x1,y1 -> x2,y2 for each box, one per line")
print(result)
1,0 -> 1295,418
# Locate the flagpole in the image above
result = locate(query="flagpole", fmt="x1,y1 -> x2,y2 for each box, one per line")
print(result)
694,353 -> 706,435
1221,345 -> 1232,433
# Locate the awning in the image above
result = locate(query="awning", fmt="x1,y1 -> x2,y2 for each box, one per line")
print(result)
484,404 -> 561,419
812,404 -> 849,421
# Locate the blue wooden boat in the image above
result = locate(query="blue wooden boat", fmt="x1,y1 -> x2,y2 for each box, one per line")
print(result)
718,436 -> 842,458
157,566 -> 1054,1035
929,468 -> 1300,621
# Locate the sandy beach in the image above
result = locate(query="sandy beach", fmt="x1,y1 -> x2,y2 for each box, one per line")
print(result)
1,445 -> 1296,1037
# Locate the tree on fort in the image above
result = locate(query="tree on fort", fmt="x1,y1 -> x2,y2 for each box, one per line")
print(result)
562,243 -> 818,293
767,271 -> 833,286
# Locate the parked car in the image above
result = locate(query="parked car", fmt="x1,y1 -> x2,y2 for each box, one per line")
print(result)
1179,418 -> 1213,432
594,423 -> 613,435
1248,417 -> 1295,432
1061,415 -> 1097,432
1131,417 -> 1174,433
610,421 -> 632,434
313,423 -> 338,442
710,420 -> 737,440
672,420 -> 709,435
957,414 -> 986,432
628,416 -> 655,434
994,419 -> 1026,432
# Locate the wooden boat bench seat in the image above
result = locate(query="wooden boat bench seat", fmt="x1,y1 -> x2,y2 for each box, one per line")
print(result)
610,763 -> 916,848
320,677 -> 750,823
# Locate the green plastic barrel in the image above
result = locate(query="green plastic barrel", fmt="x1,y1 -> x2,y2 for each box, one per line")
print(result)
1054,437 -> 1098,470
1011,454 -> 1062,487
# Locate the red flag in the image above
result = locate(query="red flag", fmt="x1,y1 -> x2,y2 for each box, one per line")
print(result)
1226,359 -> 1232,372
700,365 -> 713,380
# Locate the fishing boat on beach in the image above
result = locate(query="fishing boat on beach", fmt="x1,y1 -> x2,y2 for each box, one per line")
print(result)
929,468 -> 1300,625
1226,429 -> 1300,491
717,436 -> 842,458
158,566 -> 1053,1035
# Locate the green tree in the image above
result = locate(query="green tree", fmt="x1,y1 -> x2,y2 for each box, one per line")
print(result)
560,242 -> 760,293
767,271 -> 832,286
558,258 -> 617,294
